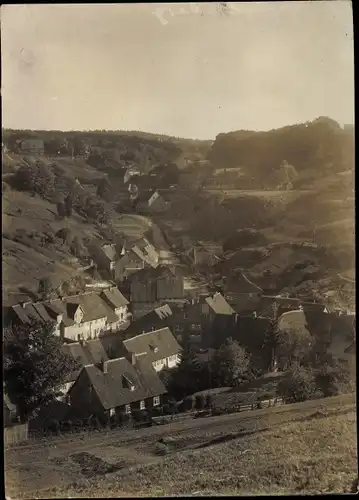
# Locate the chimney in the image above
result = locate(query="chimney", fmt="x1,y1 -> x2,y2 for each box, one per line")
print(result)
131,354 -> 136,366
103,361 -> 108,374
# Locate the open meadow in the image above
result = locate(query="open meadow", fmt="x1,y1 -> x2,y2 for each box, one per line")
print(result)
5,394 -> 356,498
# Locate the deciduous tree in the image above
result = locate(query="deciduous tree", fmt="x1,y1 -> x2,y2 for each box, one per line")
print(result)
4,320 -> 79,421
210,337 -> 251,387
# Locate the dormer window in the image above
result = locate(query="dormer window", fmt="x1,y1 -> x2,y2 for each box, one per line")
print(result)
122,375 -> 135,391
149,344 -> 159,353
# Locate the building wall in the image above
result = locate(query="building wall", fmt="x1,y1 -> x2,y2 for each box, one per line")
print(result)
131,302 -> 159,320
89,245 -> 112,272
68,371 -> 104,419
63,317 -> 108,341
131,280 -> 157,303
115,252 -> 146,282
157,275 -> 184,301
152,354 -> 180,372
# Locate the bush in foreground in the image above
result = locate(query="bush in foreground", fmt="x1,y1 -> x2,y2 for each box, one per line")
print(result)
277,364 -> 316,403
315,359 -> 354,397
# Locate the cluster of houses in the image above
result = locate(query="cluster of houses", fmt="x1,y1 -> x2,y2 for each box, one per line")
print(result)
4,236 -> 355,431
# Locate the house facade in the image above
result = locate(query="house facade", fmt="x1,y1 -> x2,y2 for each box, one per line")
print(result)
88,243 -> 117,278
122,327 -> 182,372
129,266 -> 185,319
68,355 -> 167,420
168,292 -> 235,346
90,238 -> 159,283
115,238 -> 159,282
8,288 -> 130,342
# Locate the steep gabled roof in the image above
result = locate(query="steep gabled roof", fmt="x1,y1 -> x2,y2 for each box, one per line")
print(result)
131,242 -> 159,269
49,292 -> 119,325
101,287 -> 129,309
63,339 -> 109,367
129,265 -> 176,283
205,293 -> 235,316
124,304 -> 173,336
79,356 -> 166,410
123,327 -> 181,363
102,244 -> 117,262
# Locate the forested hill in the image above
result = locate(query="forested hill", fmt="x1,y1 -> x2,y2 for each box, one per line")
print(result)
2,129 -> 212,169
208,117 -> 354,180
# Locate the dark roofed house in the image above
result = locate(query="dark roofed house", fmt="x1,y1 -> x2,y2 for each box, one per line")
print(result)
168,292 -> 235,348
115,237 -> 160,282
129,265 -> 185,319
213,314 -> 273,372
124,304 -> 174,336
122,327 -> 182,372
137,190 -> 169,214
68,355 -> 167,420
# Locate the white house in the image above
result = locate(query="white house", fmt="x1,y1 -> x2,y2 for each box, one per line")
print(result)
122,327 -> 182,372
9,288 -> 130,342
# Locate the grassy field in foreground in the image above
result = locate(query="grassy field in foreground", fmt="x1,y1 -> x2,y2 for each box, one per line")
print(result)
5,395 -> 357,498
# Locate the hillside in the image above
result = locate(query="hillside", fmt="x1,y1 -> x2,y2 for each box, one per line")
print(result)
2,129 -> 211,172
2,118 -> 355,305
207,117 -> 354,189
5,394 -> 356,498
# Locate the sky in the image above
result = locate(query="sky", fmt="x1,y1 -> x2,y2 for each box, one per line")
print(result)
1,2 -> 354,140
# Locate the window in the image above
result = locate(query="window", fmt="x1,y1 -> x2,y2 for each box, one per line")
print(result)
140,400 -> 146,410
125,404 -> 131,414
110,408 -> 116,417
153,396 -> 160,407
174,324 -> 183,332
183,312 -> 188,319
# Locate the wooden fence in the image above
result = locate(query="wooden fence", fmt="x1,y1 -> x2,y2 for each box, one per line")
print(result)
4,423 -> 28,446
6,398 -> 286,446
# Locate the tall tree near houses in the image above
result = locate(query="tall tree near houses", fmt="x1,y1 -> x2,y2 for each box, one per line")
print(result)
3,320 -> 80,422
210,337 -> 251,387
168,333 -> 204,398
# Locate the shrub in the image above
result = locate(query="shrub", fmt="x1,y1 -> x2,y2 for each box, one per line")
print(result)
277,365 -> 316,403
315,360 -> 354,397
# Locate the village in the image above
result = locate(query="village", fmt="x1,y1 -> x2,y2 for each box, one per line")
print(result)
3,139 -> 356,441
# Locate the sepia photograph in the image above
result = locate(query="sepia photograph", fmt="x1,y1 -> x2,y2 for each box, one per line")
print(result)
1,1 -> 356,497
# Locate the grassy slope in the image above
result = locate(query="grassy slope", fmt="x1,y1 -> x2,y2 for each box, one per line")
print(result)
5,394 -> 356,498
2,185 -> 151,302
